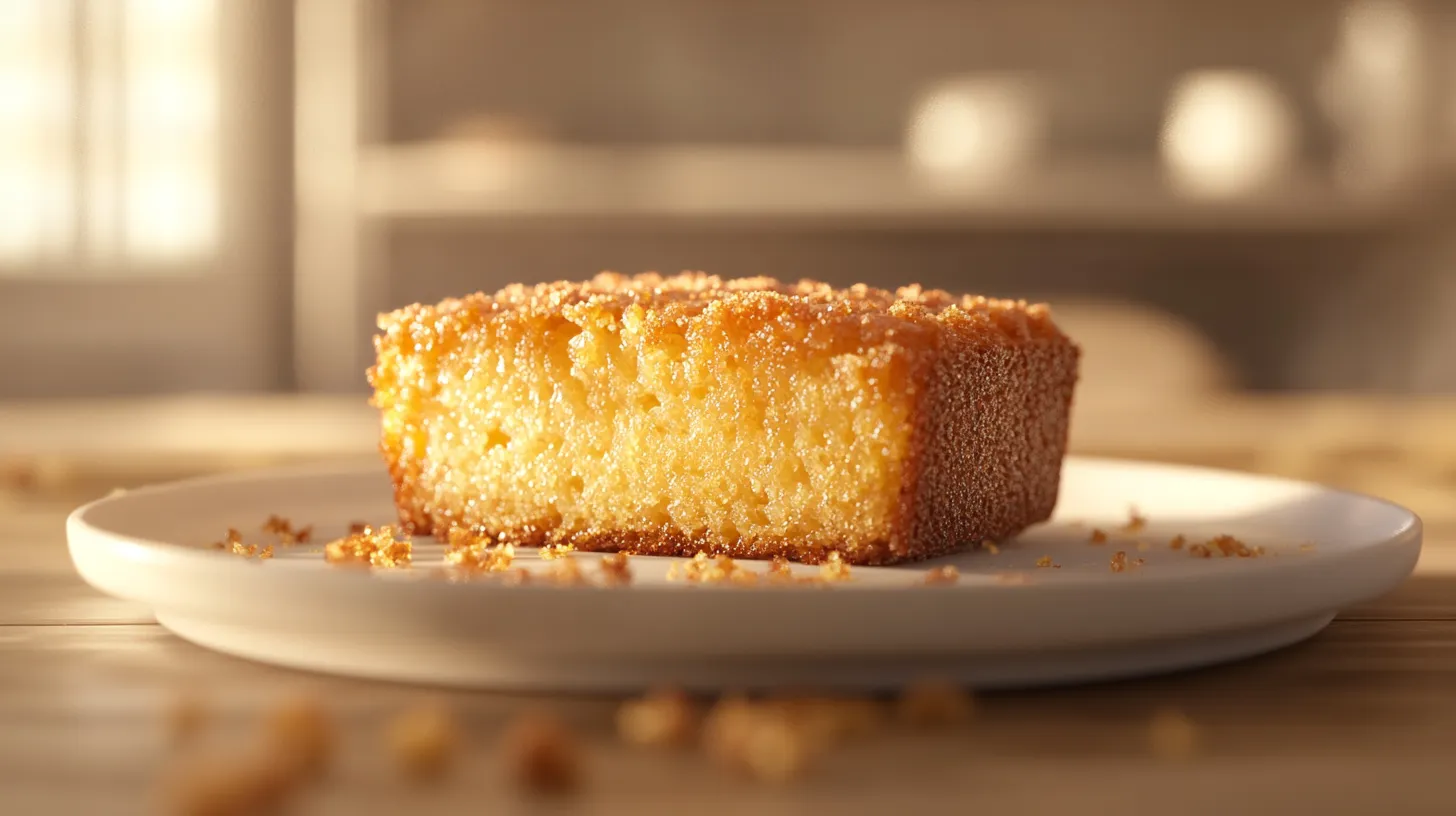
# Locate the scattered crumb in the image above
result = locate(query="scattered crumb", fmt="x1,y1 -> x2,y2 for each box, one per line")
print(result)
1089,529 -> 1108,544
446,540 -> 515,575
539,543 -> 575,561
923,565 -> 960,585
766,556 -> 795,584
1134,557 -> 1146,567
702,698 -> 816,783
701,696 -> 756,766
1121,507 -> 1147,533
167,696 -> 209,747
214,527 -> 274,561
1148,708 -> 1200,760
1207,534 -> 1263,558
673,552 -> 758,585
1110,551 -> 1129,573
1035,555 -> 1058,569
386,702 -> 459,781
348,521 -> 370,535
819,551 -> 853,583
897,680 -> 975,728
1170,535 -> 1186,550
546,554 -> 588,586
982,540 -> 1000,555
599,553 -> 633,586
162,755 -> 294,816
1189,544 -> 1212,559
263,698 -> 334,779
782,698 -> 883,747
502,712 -> 579,794
740,714 -> 815,784
616,689 -> 697,748
323,526 -> 412,569
262,515 -> 311,545
501,567 -> 533,585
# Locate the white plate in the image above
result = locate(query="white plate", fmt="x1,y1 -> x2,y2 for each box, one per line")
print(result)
67,456 -> 1420,692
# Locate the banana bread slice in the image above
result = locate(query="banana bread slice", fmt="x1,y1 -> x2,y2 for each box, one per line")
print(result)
369,272 -> 1079,565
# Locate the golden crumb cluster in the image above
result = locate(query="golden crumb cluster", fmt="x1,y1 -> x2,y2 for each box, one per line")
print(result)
923,565 -> 960,585
371,271 -> 1079,566
213,528 -> 273,561
1186,534 -> 1264,560
324,525 -> 412,569
263,515 -> 313,545
445,530 -> 516,574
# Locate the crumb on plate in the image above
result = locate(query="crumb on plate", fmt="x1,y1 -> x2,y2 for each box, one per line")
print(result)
599,552 -> 633,586
323,526 -> 412,569
923,565 -> 960,585
1089,528 -> 1109,544
1121,507 -> 1147,533
819,551 -> 853,583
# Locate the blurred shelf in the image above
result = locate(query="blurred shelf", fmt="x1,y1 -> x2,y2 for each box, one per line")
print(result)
357,142 -> 1425,232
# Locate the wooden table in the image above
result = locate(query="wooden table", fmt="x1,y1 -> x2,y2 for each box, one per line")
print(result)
4,396 -> 1456,815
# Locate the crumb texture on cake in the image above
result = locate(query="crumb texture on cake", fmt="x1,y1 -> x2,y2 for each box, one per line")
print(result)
369,272 -> 1079,565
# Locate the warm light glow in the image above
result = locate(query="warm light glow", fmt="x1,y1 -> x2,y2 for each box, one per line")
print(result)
123,0 -> 219,259
1319,0 -> 1422,189
0,0 -> 219,271
0,0 -> 73,263
1160,70 -> 1297,199
905,75 -> 1043,189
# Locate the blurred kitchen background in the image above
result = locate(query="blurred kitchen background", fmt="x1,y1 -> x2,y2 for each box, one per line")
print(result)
1,0 -> 1454,553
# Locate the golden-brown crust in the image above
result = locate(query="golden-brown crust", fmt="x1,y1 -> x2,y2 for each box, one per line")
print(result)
373,272 -> 1078,566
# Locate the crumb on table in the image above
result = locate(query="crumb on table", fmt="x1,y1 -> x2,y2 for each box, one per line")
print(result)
1035,555 -> 1058,569
701,697 -> 817,783
502,712 -> 580,794
162,754 -> 295,816
897,680 -> 976,728
386,702 -> 460,781
616,689 -> 697,748
167,695 -> 209,747
1148,708 -> 1200,760
263,698 -> 334,778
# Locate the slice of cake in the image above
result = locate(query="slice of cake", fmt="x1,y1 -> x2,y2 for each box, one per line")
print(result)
369,272 -> 1080,565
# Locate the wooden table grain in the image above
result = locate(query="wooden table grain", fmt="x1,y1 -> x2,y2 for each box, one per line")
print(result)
3,397 -> 1456,815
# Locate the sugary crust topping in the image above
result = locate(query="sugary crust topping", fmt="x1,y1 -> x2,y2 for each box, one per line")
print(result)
376,271 -> 1069,349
